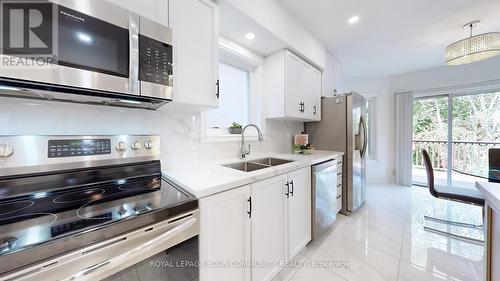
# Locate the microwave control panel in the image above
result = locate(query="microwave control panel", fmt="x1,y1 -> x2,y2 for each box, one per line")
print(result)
139,35 -> 173,86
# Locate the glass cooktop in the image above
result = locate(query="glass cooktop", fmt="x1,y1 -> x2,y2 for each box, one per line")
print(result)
0,175 -> 195,257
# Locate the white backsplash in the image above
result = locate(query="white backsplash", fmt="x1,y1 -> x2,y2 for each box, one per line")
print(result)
0,97 -> 304,169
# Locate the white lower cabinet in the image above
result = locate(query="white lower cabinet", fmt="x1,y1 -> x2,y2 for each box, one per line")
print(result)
251,175 -> 287,281
199,167 -> 312,281
199,185 -> 251,281
287,168 -> 312,259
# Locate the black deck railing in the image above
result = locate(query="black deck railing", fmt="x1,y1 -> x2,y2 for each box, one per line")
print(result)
413,140 -> 500,174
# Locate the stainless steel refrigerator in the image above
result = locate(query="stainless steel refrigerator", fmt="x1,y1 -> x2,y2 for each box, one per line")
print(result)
306,92 -> 367,215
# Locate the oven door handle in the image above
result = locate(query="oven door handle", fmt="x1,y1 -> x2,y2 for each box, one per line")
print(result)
64,217 -> 197,280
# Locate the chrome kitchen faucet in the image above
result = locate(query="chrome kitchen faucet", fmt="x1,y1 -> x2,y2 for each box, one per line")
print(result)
240,124 -> 264,159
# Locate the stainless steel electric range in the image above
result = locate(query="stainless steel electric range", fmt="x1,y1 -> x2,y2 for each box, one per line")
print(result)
0,135 -> 199,281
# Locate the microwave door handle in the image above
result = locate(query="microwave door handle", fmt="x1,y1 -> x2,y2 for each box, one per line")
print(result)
128,13 -> 140,95
63,217 -> 197,281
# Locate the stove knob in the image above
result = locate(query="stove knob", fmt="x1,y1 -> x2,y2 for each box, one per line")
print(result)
133,204 -> 142,214
144,140 -> 154,150
133,203 -> 153,214
131,141 -> 142,150
118,207 -> 127,216
116,141 -> 127,151
0,236 -> 17,251
0,144 -> 14,158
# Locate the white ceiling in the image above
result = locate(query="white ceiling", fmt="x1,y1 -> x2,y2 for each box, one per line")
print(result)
219,0 -> 287,57
278,0 -> 500,76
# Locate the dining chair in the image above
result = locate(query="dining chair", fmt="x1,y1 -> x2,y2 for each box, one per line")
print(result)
489,148 -> 500,183
422,149 -> 485,243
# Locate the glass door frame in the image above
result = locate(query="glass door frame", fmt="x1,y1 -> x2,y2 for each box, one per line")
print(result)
412,94 -> 451,187
412,89 -> 500,187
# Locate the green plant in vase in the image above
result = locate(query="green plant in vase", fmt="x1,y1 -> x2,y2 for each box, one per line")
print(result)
229,122 -> 243,134
292,143 -> 315,154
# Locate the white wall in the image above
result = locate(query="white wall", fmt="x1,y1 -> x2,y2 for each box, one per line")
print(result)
0,97 -> 303,169
106,0 -> 169,25
390,55 -> 500,93
224,0 -> 326,69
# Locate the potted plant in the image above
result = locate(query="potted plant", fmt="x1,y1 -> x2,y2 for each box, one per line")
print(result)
229,122 -> 243,134
292,143 -> 315,154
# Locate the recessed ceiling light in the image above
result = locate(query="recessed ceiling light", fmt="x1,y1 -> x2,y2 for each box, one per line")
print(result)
348,16 -> 359,24
245,32 -> 256,40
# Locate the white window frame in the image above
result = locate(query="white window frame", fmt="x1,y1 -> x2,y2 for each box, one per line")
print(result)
201,37 -> 264,142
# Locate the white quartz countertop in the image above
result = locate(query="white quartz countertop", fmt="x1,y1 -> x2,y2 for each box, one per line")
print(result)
476,181 -> 500,212
163,150 -> 343,198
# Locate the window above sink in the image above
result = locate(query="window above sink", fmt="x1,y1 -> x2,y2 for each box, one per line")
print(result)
201,38 -> 265,143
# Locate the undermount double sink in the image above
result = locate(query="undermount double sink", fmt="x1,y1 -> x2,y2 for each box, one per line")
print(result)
223,157 -> 295,172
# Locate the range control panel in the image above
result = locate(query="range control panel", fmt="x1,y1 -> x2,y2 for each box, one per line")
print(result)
48,139 -> 111,158
0,135 -> 161,178
139,35 -> 173,86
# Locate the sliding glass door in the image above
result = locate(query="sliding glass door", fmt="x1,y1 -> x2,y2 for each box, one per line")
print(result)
412,91 -> 500,189
450,92 -> 500,188
412,95 -> 449,187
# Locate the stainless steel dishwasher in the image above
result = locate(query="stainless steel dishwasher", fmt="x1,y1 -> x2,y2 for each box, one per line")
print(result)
312,159 -> 339,240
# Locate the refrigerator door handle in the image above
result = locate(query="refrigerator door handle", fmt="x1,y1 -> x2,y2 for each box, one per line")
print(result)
360,115 -> 368,159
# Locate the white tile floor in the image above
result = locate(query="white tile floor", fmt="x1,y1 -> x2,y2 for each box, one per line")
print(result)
273,183 -> 485,281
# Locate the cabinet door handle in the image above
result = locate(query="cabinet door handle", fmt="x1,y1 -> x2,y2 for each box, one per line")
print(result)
337,184 -> 342,188
336,195 -> 341,199
290,180 -> 294,197
247,196 -> 252,218
285,181 -> 290,198
313,105 -> 317,115
216,79 -> 220,99
299,102 -> 305,113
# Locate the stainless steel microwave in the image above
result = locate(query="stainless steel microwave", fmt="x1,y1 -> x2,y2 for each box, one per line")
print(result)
0,0 -> 173,109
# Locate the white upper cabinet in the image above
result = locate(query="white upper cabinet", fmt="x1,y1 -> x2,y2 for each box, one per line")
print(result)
264,50 -> 322,121
311,67 -> 322,120
301,63 -> 321,121
299,61 -> 312,119
169,0 -> 219,108
322,51 -> 343,97
284,52 -> 302,119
